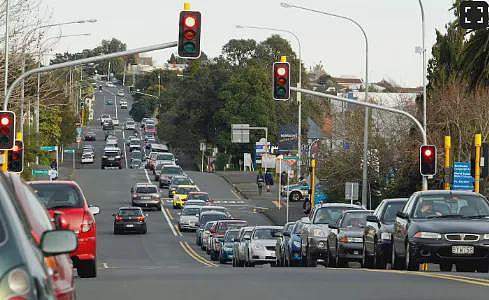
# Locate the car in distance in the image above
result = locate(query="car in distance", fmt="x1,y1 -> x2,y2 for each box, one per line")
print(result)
125,119 -> 136,130
202,221 -> 218,252
160,165 -> 185,188
29,180 -> 100,278
187,191 -> 211,203
185,199 -> 207,207
285,220 -> 306,267
84,131 -> 96,141
282,181 -> 309,202
327,210 -> 373,267
117,89 -> 125,97
81,152 -> 94,164
219,229 -> 240,264
120,100 -> 128,109
168,175 -> 194,196
172,185 -> 199,208
209,219 -> 248,261
102,119 -> 114,131
178,205 -> 201,232
391,190 -> 489,272
131,183 -> 161,210
113,207 -> 147,234
129,138 -> 142,152
363,198 -> 408,269
100,113 -> 111,125
129,158 -> 142,169
244,226 -> 283,267
112,118 -> 120,126
101,146 -> 123,169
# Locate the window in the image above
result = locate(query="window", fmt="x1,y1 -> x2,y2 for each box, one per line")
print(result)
413,194 -> 489,219
182,207 -> 200,216
313,207 -> 361,224
136,186 -> 158,194
30,184 -> 83,209
157,153 -> 174,161
119,209 -> 142,217
188,193 -> 208,201
225,230 -> 239,242
340,212 -> 370,228
176,187 -> 197,194
252,228 -> 281,240
163,167 -> 183,175
381,201 -> 406,223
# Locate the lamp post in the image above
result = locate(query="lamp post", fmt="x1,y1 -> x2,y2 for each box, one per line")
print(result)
4,0 -> 9,100
236,24 -> 303,179
281,2 -> 371,207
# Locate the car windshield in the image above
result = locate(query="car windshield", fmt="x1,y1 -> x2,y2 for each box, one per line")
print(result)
413,194 -> 489,219
218,222 -> 246,234
163,167 -> 182,175
157,153 -> 174,161
182,207 -> 200,216
136,186 -> 157,194
252,228 -> 281,240
340,212 -> 371,228
82,153 -> 92,158
30,184 -> 83,209
130,140 -> 140,145
188,193 -> 209,201
173,178 -> 192,186
200,213 -> 226,226
119,209 -> 142,217
224,230 -> 240,242
176,187 -> 197,194
313,207 -> 361,224
382,201 -> 407,223
146,124 -> 155,130
186,200 -> 206,206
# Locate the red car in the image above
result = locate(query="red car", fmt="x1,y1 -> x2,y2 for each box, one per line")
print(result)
29,180 -> 100,278
8,174 -> 76,299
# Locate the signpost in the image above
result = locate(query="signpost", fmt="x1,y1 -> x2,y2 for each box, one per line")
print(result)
64,149 -> 76,169
452,162 -> 474,191
32,169 -> 49,176
345,182 -> 360,205
40,145 -> 58,171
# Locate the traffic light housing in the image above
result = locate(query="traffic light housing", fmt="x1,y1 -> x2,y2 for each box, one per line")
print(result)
178,10 -> 201,58
0,111 -> 15,150
420,145 -> 437,176
273,62 -> 290,100
8,140 -> 23,173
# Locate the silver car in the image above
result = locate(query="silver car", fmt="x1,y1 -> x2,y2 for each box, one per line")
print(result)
201,221 -> 217,252
233,226 -> 254,267
178,205 -> 200,231
245,226 -> 283,267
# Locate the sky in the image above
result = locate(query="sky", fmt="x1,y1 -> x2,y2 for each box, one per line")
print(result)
42,0 -> 455,87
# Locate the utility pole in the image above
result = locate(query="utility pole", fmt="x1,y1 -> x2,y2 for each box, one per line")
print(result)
3,0 -> 9,100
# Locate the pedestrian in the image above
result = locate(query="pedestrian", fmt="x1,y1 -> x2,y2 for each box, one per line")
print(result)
281,171 -> 287,186
256,170 -> 265,196
264,169 -> 274,192
50,159 -> 57,170
303,196 -> 311,216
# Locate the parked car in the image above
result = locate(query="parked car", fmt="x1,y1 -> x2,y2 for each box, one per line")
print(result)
196,211 -> 228,246
301,203 -> 364,267
327,210 -> 373,267
282,181 -> 309,202
178,205 -> 201,231
275,222 -> 295,267
244,226 -> 283,267
391,190 -> 489,272
233,226 -> 255,267
8,173 -> 77,299
113,207 -> 147,234
219,229 -> 241,264
284,220 -> 307,267
362,198 -> 408,269
130,183 -> 161,210
209,219 -> 248,261
84,131 -> 96,141
29,180 -> 100,278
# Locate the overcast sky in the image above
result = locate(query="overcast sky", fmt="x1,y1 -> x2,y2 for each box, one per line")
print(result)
44,0 -> 454,87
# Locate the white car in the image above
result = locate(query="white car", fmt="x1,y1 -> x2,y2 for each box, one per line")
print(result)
117,90 -> 125,97
120,101 -> 128,109
81,152 -> 94,164
244,226 -> 283,267
125,120 -> 136,130
112,118 -> 119,126
100,114 -> 111,125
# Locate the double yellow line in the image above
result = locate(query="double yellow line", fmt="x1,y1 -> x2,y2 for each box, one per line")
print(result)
179,241 -> 217,267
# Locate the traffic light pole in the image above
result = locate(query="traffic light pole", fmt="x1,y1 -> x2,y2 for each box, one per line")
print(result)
290,86 -> 429,191
3,41 -> 178,110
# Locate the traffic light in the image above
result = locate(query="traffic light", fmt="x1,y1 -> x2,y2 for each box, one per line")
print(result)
0,111 -> 15,150
178,10 -> 201,58
8,140 -> 23,173
273,61 -> 290,100
420,145 -> 437,176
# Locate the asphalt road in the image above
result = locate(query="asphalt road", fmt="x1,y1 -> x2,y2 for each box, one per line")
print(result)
72,82 -> 489,300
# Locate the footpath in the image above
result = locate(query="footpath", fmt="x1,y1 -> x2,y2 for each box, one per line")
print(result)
217,171 -> 305,225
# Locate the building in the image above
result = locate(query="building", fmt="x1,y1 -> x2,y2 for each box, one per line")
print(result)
334,77 -> 363,91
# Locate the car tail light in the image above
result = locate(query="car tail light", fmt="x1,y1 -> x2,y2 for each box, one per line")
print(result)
81,212 -> 95,233
115,215 -> 123,222
209,228 -> 216,234
339,236 -> 349,243
137,216 -> 145,222
5,268 -> 30,299
132,193 -> 138,199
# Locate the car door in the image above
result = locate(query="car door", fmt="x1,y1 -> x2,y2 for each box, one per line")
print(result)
393,194 -> 417,256
365,201 -> 384,254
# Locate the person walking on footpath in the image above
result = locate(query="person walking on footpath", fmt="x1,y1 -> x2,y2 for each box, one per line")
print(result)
264,169 -> 274,192
257,170 -> 265,196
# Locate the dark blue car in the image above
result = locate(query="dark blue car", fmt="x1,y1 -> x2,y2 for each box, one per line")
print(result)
219,229 -> 240,264
285,220 -> 306,266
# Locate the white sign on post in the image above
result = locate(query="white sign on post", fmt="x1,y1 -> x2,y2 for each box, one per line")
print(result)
345,182 -> 359,204
243,153 -> 253,171
231,124 -> 250,143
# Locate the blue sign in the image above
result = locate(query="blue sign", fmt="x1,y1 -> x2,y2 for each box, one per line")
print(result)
452,162 -> 474,191
76,127 -> 82,137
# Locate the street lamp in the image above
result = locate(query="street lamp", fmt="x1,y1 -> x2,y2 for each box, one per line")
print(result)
235,24 -> 303,179
281,2 -> 371,207
417,0 -> 427,135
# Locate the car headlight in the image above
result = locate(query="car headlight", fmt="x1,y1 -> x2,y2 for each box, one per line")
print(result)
252,244 -> 262,250
312,228 -> 327,238
293,240 -> 301,248
483,234 -> 489,240
381,232 -> 391,240
414,232 -> 442,239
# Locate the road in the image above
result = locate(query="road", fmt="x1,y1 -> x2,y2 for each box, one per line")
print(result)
72,83 -> 489,300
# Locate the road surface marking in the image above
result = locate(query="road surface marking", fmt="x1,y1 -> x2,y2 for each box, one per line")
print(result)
102,262 -> 108,269
175,224 -> 182,236
179,241 -> 217,267
231,189 -> 241,200
165,208 -> 173,220
122,130 -> 128,167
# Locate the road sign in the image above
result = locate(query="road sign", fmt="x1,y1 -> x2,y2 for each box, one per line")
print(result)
40,146 -> 57,151
76,127 -> 82,136
345,182 -> 359,203
32,169 -> 49,176
231,124 -> 250,143
63,149 -> 75,153
452,162 -> 474,191
283,155 -> 299,160
255,140 -> 270,164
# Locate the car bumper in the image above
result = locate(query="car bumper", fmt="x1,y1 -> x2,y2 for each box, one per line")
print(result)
179,222 -> 198,230
338,243 -> 363,261
250,249 -> 276,263
221,249 -> 234,260
308,238 -> 329,259
409,240 -> 489,264
114,223 -> 146,231
133,199 -> 160,207
102,160 -> 121,167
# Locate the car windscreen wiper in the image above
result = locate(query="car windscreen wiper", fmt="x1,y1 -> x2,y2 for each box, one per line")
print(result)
463,214 -> 489,219
427,214 -> 464,219
48,205 -> 75,209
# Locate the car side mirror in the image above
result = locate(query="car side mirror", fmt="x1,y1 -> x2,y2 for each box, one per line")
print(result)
366,215 -> 379,223
328,223 -> 339,230
89,205 -> 100,216
397,211 -> 408,219
41,230 -> 78,256
283,232 -> 290,237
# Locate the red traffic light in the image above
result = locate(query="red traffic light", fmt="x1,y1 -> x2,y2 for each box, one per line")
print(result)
276,67 -> 287,76
184,16 -> 197,28
273,62 -> 290,101
0,116 -> 10,126
178,10 -> 201,59
420,145 -> 437,176
0,111 -> 15,150
423,148 -> 433,157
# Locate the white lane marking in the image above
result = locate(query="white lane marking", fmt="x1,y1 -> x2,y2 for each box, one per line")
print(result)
144,168 -> 151,183
231,189 -> 241,200
122,130 -> 128,167
103,262 -> 108,269
114,93 -> 118,119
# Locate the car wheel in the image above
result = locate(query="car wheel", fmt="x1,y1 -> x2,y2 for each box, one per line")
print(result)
306,248 -> 317,267
391,241 -> 403,270
405,242 -> 419,271
439,263 -> 452,272
141,226 -> 147,234
289,191 -> 302,202
456,263 -> 476,272
327,243 -> 336,267
373,242 -> 387,269
362,241 -> 373,268
77,259 -> 97,278
335,243 -> 347,268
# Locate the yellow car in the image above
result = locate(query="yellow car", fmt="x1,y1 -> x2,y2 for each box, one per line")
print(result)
172,185 -> 198,208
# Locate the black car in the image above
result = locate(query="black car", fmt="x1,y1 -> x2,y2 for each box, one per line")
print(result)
113,207 -> 147,234
362,198 -> 408,269
391,190 -> 489,272
84,131 -> 96,141
101,147 -> 123,169
275,222 -> 295,267
327,210 -> 373,267
102,119 -> 114,131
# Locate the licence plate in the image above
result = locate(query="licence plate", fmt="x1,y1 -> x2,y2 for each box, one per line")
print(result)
452,245 -> 474,255
126,224 -> 134,228
108,158 -> 115,161
353,250 -> 359,255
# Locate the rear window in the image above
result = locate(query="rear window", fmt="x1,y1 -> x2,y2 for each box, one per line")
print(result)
172,178 -> 192,186
186,200 -> 206,207
82,153 -> 92,158
157,153 -> 174,161
119,209 -> 142,217
217,221 -> 247,234
252,228 -> 282,240
382,201 -> 406,223
182,207 -> 200,216
146,124 -> 155,130
162,167 -> 182,175
30,184 -> 83,209
340,212 -> 371,228
136,186 -> 157,193
188,193 -> 209,201
313,206 -> 362,224
225,230 -> 240,242
200,213 -> 227,226
105,151 -> 119,157
176,187 -> 197,194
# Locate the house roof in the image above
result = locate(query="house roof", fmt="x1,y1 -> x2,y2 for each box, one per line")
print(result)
334,77 -> 363,84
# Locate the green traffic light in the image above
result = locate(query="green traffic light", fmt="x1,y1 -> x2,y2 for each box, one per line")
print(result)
183,42 -> 196,54
276,87 -> 286,97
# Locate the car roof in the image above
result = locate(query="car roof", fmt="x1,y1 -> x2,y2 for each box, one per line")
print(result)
415,190 -> 483,197
175,185 -> 196,188
200,210 -> 226,216
316,202 -> 364,209
189,191 -> 208,195
203,205 -> 225,210
183,205 -> 201,209
342,209 -> 373,215
252,225 -> 283,230
217,219 -> 246,224
382,198 -> 409,203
